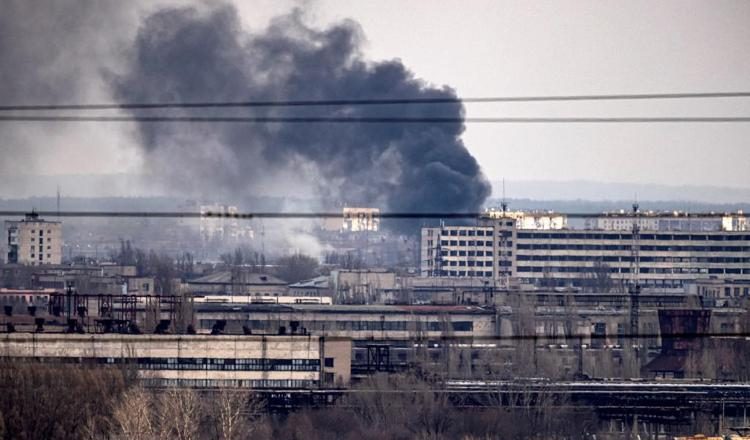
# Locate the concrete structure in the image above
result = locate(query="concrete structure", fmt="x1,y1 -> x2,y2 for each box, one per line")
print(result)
4,213 -> 62,265
421,218 -> 750,292
583,213 -> 749,232
685,278 -> 750,306
723,214 -> 749,232
420,220 -> 516,283
331,269 -> 397,303
196,303 -> 499,339
185,270 -> 288,297
485,209 -> 567,230
0,288 -> 55,314
288,275 -> 333,298
0,333 -> 351,388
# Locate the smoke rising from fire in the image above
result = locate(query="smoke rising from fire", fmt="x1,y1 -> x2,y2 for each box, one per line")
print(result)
113,4 -> 491,231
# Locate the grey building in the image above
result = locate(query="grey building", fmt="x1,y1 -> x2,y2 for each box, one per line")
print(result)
421,218 -> 750,292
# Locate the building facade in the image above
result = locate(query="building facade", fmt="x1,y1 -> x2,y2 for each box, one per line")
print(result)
0,333 -> 351,389
421,217 -> 750,291
4,213 -> 62,265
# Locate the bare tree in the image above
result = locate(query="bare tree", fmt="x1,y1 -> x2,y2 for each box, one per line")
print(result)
112,386 -> 155,440
156,387 -> 202,440
210,389 -> 264,440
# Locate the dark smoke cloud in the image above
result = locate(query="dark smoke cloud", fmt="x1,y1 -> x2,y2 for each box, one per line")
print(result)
113,4 -> 490,231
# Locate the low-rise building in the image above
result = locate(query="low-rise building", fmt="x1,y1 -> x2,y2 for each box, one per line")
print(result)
185,270 -> 288,297
0,333 -> 351,388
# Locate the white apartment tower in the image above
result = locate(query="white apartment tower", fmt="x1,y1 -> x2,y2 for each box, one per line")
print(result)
5,212 -> 63,265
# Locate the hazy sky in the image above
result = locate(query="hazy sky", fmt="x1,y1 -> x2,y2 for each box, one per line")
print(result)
1,0 -> 749,197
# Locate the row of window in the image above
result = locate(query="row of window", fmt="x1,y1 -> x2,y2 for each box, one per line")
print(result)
135,357 -> 320,371
438,271 -> 495,278
517,244 -> 750,252
442,250 -> 513,257
223,319 -> 475,332
518,233 -> 750,241
17,356 -> 320,372
440,240 -> 494,247
142,378 -> 317,389
516,266 -> 750,275
517,255 -> 750,264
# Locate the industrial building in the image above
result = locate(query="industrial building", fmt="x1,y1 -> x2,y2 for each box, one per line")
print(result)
421,217 -> 750,291
196,303 -> 499,339
0,333 -> 351,388
4,212 -> 62,265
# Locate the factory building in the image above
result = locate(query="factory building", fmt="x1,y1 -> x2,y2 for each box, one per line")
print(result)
196,303 -> 499,339
421,217 -> 750,291
4,212 -> 62,265
0,333 -> 351,389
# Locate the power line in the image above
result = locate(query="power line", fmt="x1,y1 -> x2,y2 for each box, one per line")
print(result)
0,115 -> 749,123
0,211 -> 742,220
1,91 -> 750,111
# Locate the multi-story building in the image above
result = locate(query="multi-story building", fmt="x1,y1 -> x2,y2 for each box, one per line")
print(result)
421,217 -> 750,292
4,213 -> 62,265
419,219 -> 516,283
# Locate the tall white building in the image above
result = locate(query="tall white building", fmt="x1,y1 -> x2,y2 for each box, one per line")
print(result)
421,216 -> 750,292
5,212 -> 63,265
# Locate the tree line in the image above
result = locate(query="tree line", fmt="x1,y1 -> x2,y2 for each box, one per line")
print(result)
0,361 -> 603,440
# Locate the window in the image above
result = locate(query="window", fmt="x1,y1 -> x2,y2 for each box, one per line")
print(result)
324,357 -> 334,367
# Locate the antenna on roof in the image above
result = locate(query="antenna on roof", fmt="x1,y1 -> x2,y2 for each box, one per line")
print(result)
56,185 -> 61,220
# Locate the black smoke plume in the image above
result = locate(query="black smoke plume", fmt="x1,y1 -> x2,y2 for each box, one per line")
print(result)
113,4 -> 490,232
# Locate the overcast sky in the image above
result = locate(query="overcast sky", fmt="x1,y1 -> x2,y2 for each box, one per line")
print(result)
1,0 -> 749,198
297,0 -> 750,189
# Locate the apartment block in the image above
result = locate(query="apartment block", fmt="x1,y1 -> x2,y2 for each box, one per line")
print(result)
421,217 -> 750,292
5,213 -> 62,265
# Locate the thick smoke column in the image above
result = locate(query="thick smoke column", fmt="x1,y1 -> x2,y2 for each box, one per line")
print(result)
114,4 -> 491,231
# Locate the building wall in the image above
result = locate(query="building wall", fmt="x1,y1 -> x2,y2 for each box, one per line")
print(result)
196,305 -> 499,339
332,269 -> 397,302
5,217 -> 62,265
515,229 -> 750,290
0,333 -> 351,388
421,220 -> 750,291
420,219 -> 516,283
